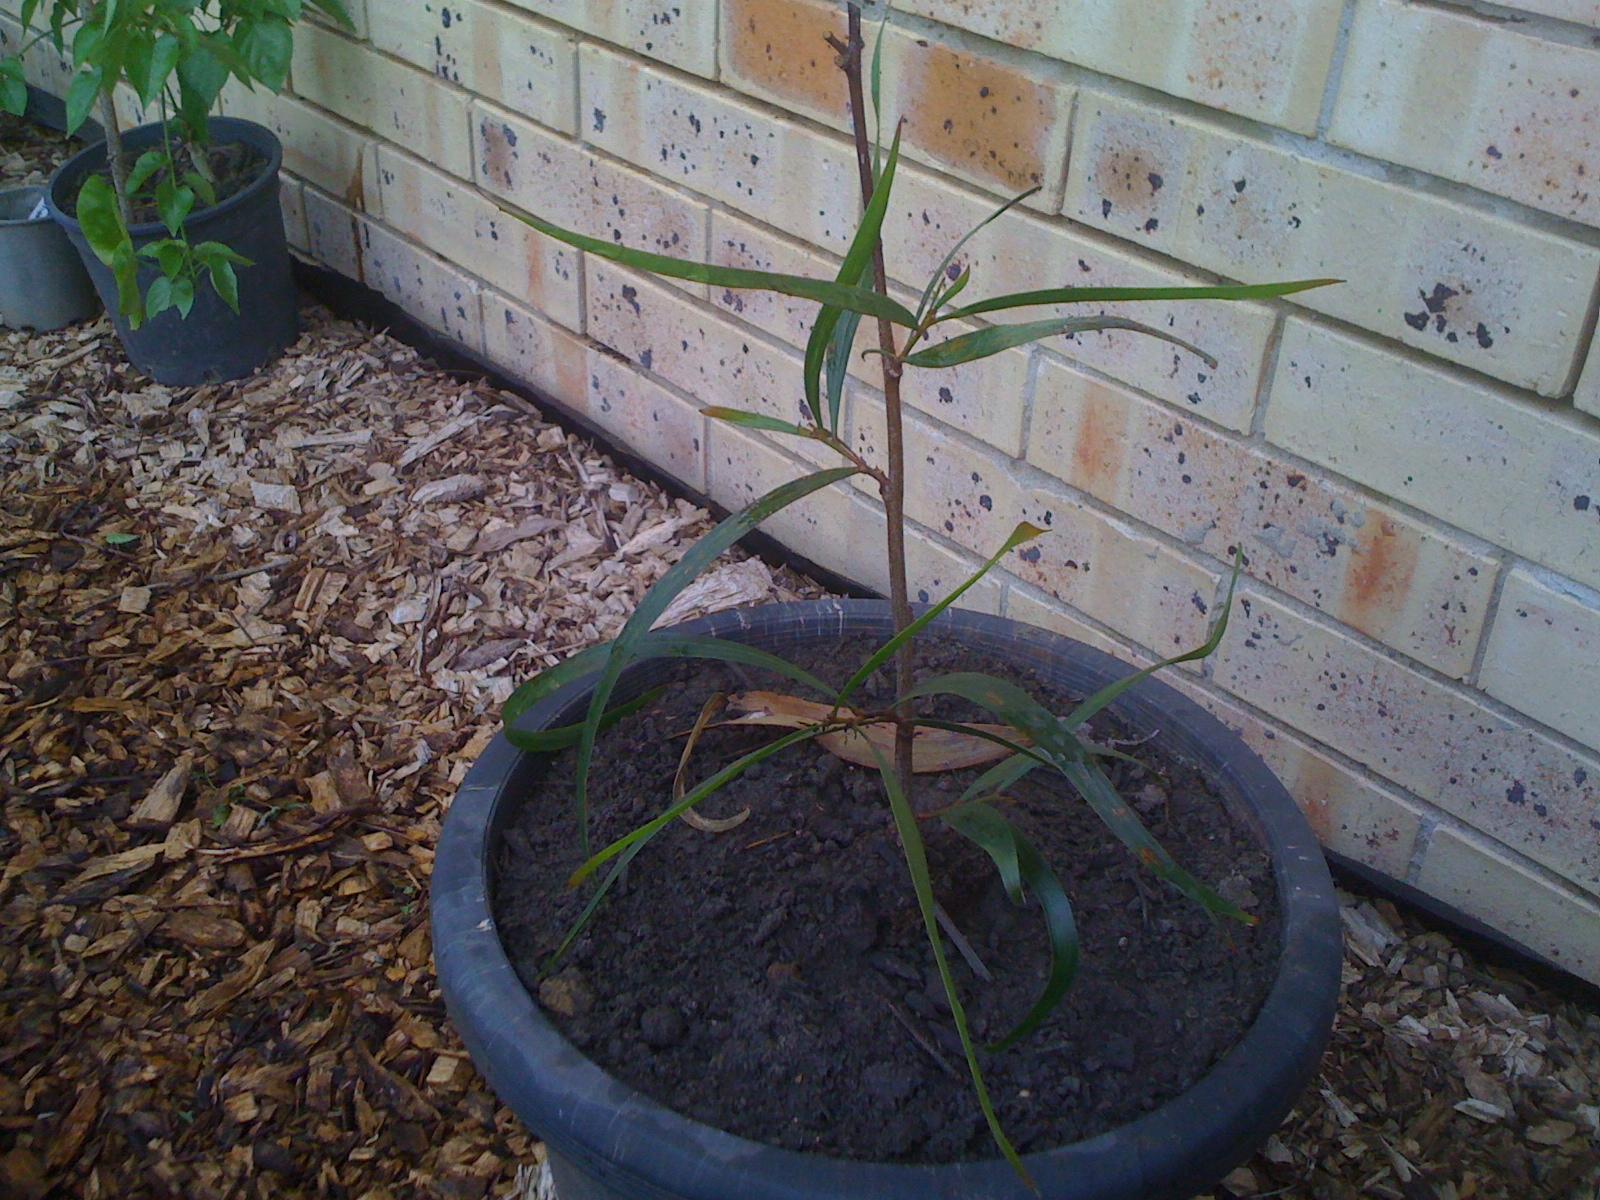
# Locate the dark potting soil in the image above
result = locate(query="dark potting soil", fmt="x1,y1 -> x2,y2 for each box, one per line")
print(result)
492,637 -> 1282,1163
69,141 -> 268,225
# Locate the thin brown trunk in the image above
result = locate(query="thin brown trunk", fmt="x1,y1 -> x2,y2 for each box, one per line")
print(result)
99,93 -> 132,228
835,7 -> 916,791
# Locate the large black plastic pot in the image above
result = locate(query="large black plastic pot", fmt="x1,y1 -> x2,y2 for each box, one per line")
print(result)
45,117 -> 298,384
433,601 -> 1342,1200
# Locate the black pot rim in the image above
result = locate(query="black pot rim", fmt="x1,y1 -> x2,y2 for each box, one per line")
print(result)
432,600 -> 1343,1200
44,115 -> 284,241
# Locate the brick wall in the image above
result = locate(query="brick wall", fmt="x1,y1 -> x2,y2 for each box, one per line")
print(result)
7,0 -> 1598,981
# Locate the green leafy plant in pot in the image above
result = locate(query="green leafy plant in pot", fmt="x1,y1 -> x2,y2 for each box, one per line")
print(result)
1,0 -> 351,383
432,9 -> 1345,1198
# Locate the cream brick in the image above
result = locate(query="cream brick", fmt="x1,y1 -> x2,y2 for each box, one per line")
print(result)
895,0 -> 1342,133
290,25 -> 473,177
707,212 -> 1030,455
1578,346 -> 1600,420
1063,93 -> 1600,396
1479,568 -> 1600,753
310,0 -> 369,39
1417,827 -> 1600,984
720,0 -> 1072,206
220,87 -> 367,198
473,102 -> 707,292
586,262 -> 816,436
505,0 -> 716,76
481,289 -> 590,410
705,423 -> 857,571
839,497 -> 1005,614
1027,357 -> 1499,677
1329,0 -> 1600,227
302,187 -> 364,276
1268,321 -> 1600,591
376,146 -> 580,331
357,220 -> 484,351
1002,586 -> 1147,665
1013,488 -> 1223,659
849,400 -> 1026,559
582,44 -> 862,255
886,164 -> 1277,432
277,174 -> 309,252
370,0 -> 576,134
1211,586 -> 1600,891
586,350 -> 706,492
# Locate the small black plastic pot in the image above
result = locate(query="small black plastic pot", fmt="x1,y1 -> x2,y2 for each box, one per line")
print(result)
433,601 -> 1342,1200
45,117 -> 298,385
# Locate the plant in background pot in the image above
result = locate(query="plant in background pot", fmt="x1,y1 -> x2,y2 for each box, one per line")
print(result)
433,9 -> 1344,1199
0,181 -> 99,330
1,0 -> 351,383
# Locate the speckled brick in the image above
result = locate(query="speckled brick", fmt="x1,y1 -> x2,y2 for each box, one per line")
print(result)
290,25 -> 473,178
502,0 -> 716,76
1329,0 -> 1600,227
893,0 -> 1342,133
1063,93 -> 1600,397
0,14 -> 74,96
586,262 -> 820,444
278,175 -> 309,253
301,187 -> 363,276
720,0 -> 1071,206
586,350 -> 707,492
885,163 -> 1276,433
371,0 -> 577,134
472,102 -> 708,297
1010,488 -> 1223,659
581,44 -> 862,254
356,220 -> 484,351
1164,672 -> 1426,878
1479,568 -> 1600,754
1027,357 -> 1499,677
1211,586 -> 1600,891
1418,826 -> 1600,984
310,0 -> 367,38
1577,346 -> 1600,420
706,423 -> 857,567
706,212 -> 1031,456
221,88 -> 367,198
377,146 -> 580,331
840,496 -> 1006,614
848,399 -> 1026,558
1268,321 -> 1600,591
481,289 -> 590,411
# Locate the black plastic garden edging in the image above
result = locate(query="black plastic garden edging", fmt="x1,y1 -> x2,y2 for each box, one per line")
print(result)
432,600 -> 1344,1200
46,116 -> 299,385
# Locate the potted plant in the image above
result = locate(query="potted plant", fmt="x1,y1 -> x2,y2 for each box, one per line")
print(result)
0,0 -> 351,383
433,11 -> 1343,1199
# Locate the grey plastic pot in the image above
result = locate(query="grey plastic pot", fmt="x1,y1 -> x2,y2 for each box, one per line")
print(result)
0,186 -> 100,330
433,600 -> 1343,1200
45,117 -> 298,385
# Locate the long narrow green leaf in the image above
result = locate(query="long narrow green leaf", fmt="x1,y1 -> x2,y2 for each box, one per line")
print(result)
502,632 -> 839,727
869,8 -> 887,179
902,671 -> 1253,925
703,407 -> 814,439
505,688 -> 664,753
803,125 -> 903,425
570,725 -> 828,886
836,521 -> 1046,706
942,802 -> 1079,1051
940,278 -> 1340,323
506,207 -> 917,327
905,317 -> 1216,371
824,310 -> 859,433
546,840 -> 644,970
872,750 -> 1030,1188
573,468 -> 860,853
1063,550 -> 1242,731
914,186 -> 1041,323
938,751 -> 1042,823
929,265 -> 972,315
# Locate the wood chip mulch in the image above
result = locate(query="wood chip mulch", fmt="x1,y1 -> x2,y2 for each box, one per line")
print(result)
2,120 -> 1597,1200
